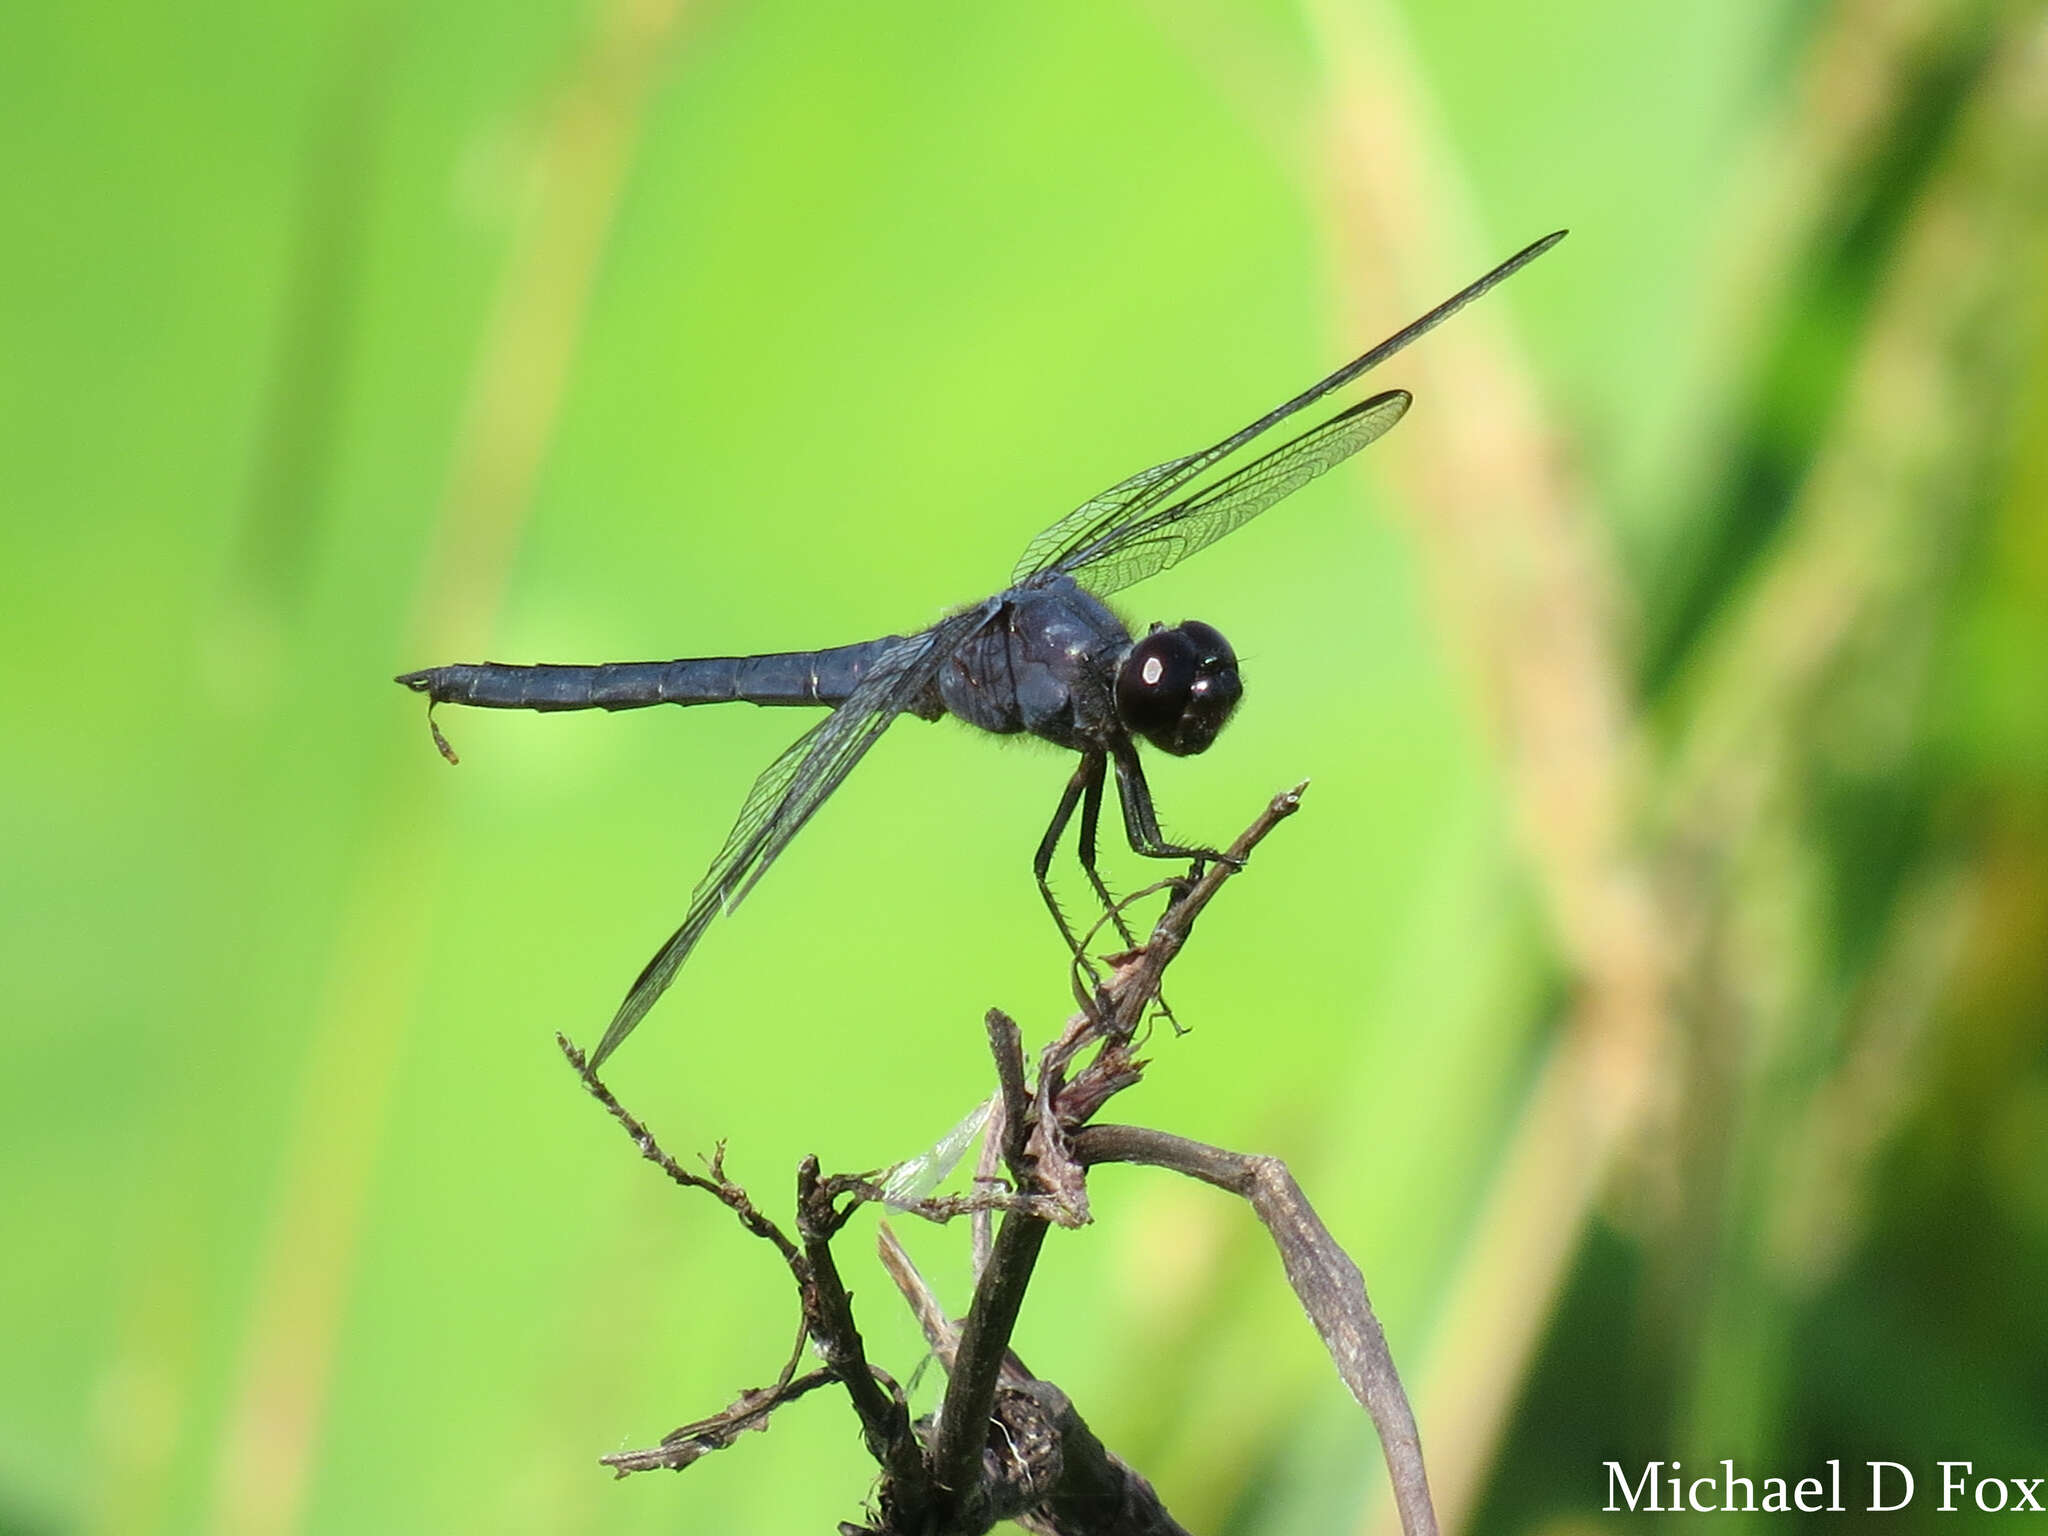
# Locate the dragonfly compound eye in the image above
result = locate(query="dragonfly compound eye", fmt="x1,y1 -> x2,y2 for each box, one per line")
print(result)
1118,622 -> 1242,757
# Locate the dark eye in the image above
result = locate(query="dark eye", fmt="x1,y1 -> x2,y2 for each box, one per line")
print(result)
1177,621 -> 1235,671
1116,621 -> 1243,755
1116,628 -> 1198,736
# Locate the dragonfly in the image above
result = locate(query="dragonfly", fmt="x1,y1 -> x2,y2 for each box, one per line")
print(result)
399,230 -> 1565,1065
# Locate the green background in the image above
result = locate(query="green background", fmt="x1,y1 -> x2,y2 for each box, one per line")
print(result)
6,1 -> 2046,1532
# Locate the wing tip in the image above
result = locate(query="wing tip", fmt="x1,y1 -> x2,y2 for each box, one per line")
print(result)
1502,228 -> 1569,279
591,957 -> 668,1069
587,1006 -> 639,1071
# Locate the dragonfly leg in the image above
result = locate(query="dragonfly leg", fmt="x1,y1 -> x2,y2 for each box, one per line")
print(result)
1033,754 -> 1098,961
1036,753 -> 1123,1018
1076,751 -> 1182,1034
1110,739 -> 1243,878
1074,756 -> 1138,947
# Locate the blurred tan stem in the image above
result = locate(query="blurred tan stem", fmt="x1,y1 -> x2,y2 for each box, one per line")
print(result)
1298,3 -> 1671,1531
200,6 -> 700,1534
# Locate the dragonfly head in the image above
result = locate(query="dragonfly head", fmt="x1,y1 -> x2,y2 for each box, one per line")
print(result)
1117,620 -> 1242,757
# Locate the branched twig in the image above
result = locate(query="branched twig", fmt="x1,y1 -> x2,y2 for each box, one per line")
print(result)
797,1157 -> 933,1520
562,784 -> 1434,1536
925,784 -> 1308,1525
1071,1125 -> 1436,1536
1091,783 -> 1304,1041
828,1178 -> 1086,1226
600,1369 -> 838,1474
1042,783 -> 1307,1125
560,1036 -> 933,1512
558,1033 -> 800,1267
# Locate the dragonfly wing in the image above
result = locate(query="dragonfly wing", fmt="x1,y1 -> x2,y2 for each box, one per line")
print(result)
1009,452 -> 1202,587
1054,389 -> 1410,596
880,1094 -> 995,1207
589,605 -> 992,1066
1012,229 -> 1564,587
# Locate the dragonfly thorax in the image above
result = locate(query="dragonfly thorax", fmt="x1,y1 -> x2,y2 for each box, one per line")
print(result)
1116,621 -> 1241,757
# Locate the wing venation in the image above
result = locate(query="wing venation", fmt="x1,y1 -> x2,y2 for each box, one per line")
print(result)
1013,229 -> 1565,590
1058,390 -> 1411,596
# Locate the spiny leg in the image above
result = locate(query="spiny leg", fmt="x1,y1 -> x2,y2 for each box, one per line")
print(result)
1033,754 -> 1099,967
1075,751 -> 1181,1034
1074,757 -> 1139,949
1110,739 -> 1243,878
1034,753 -> 1128,1019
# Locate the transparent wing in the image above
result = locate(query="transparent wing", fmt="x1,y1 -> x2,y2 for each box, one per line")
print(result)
1012,229 -> 1565,588
589,605 -> 993,1066
1010,453 -> 1202,586
1056,390 -> 1409,597
880,1095 -> 995,1207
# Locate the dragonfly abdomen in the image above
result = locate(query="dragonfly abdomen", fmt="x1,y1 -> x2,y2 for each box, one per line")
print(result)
396,638 -> 908,713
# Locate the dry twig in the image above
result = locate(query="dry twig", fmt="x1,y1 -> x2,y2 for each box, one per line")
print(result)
564,784 -> 1437,1536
